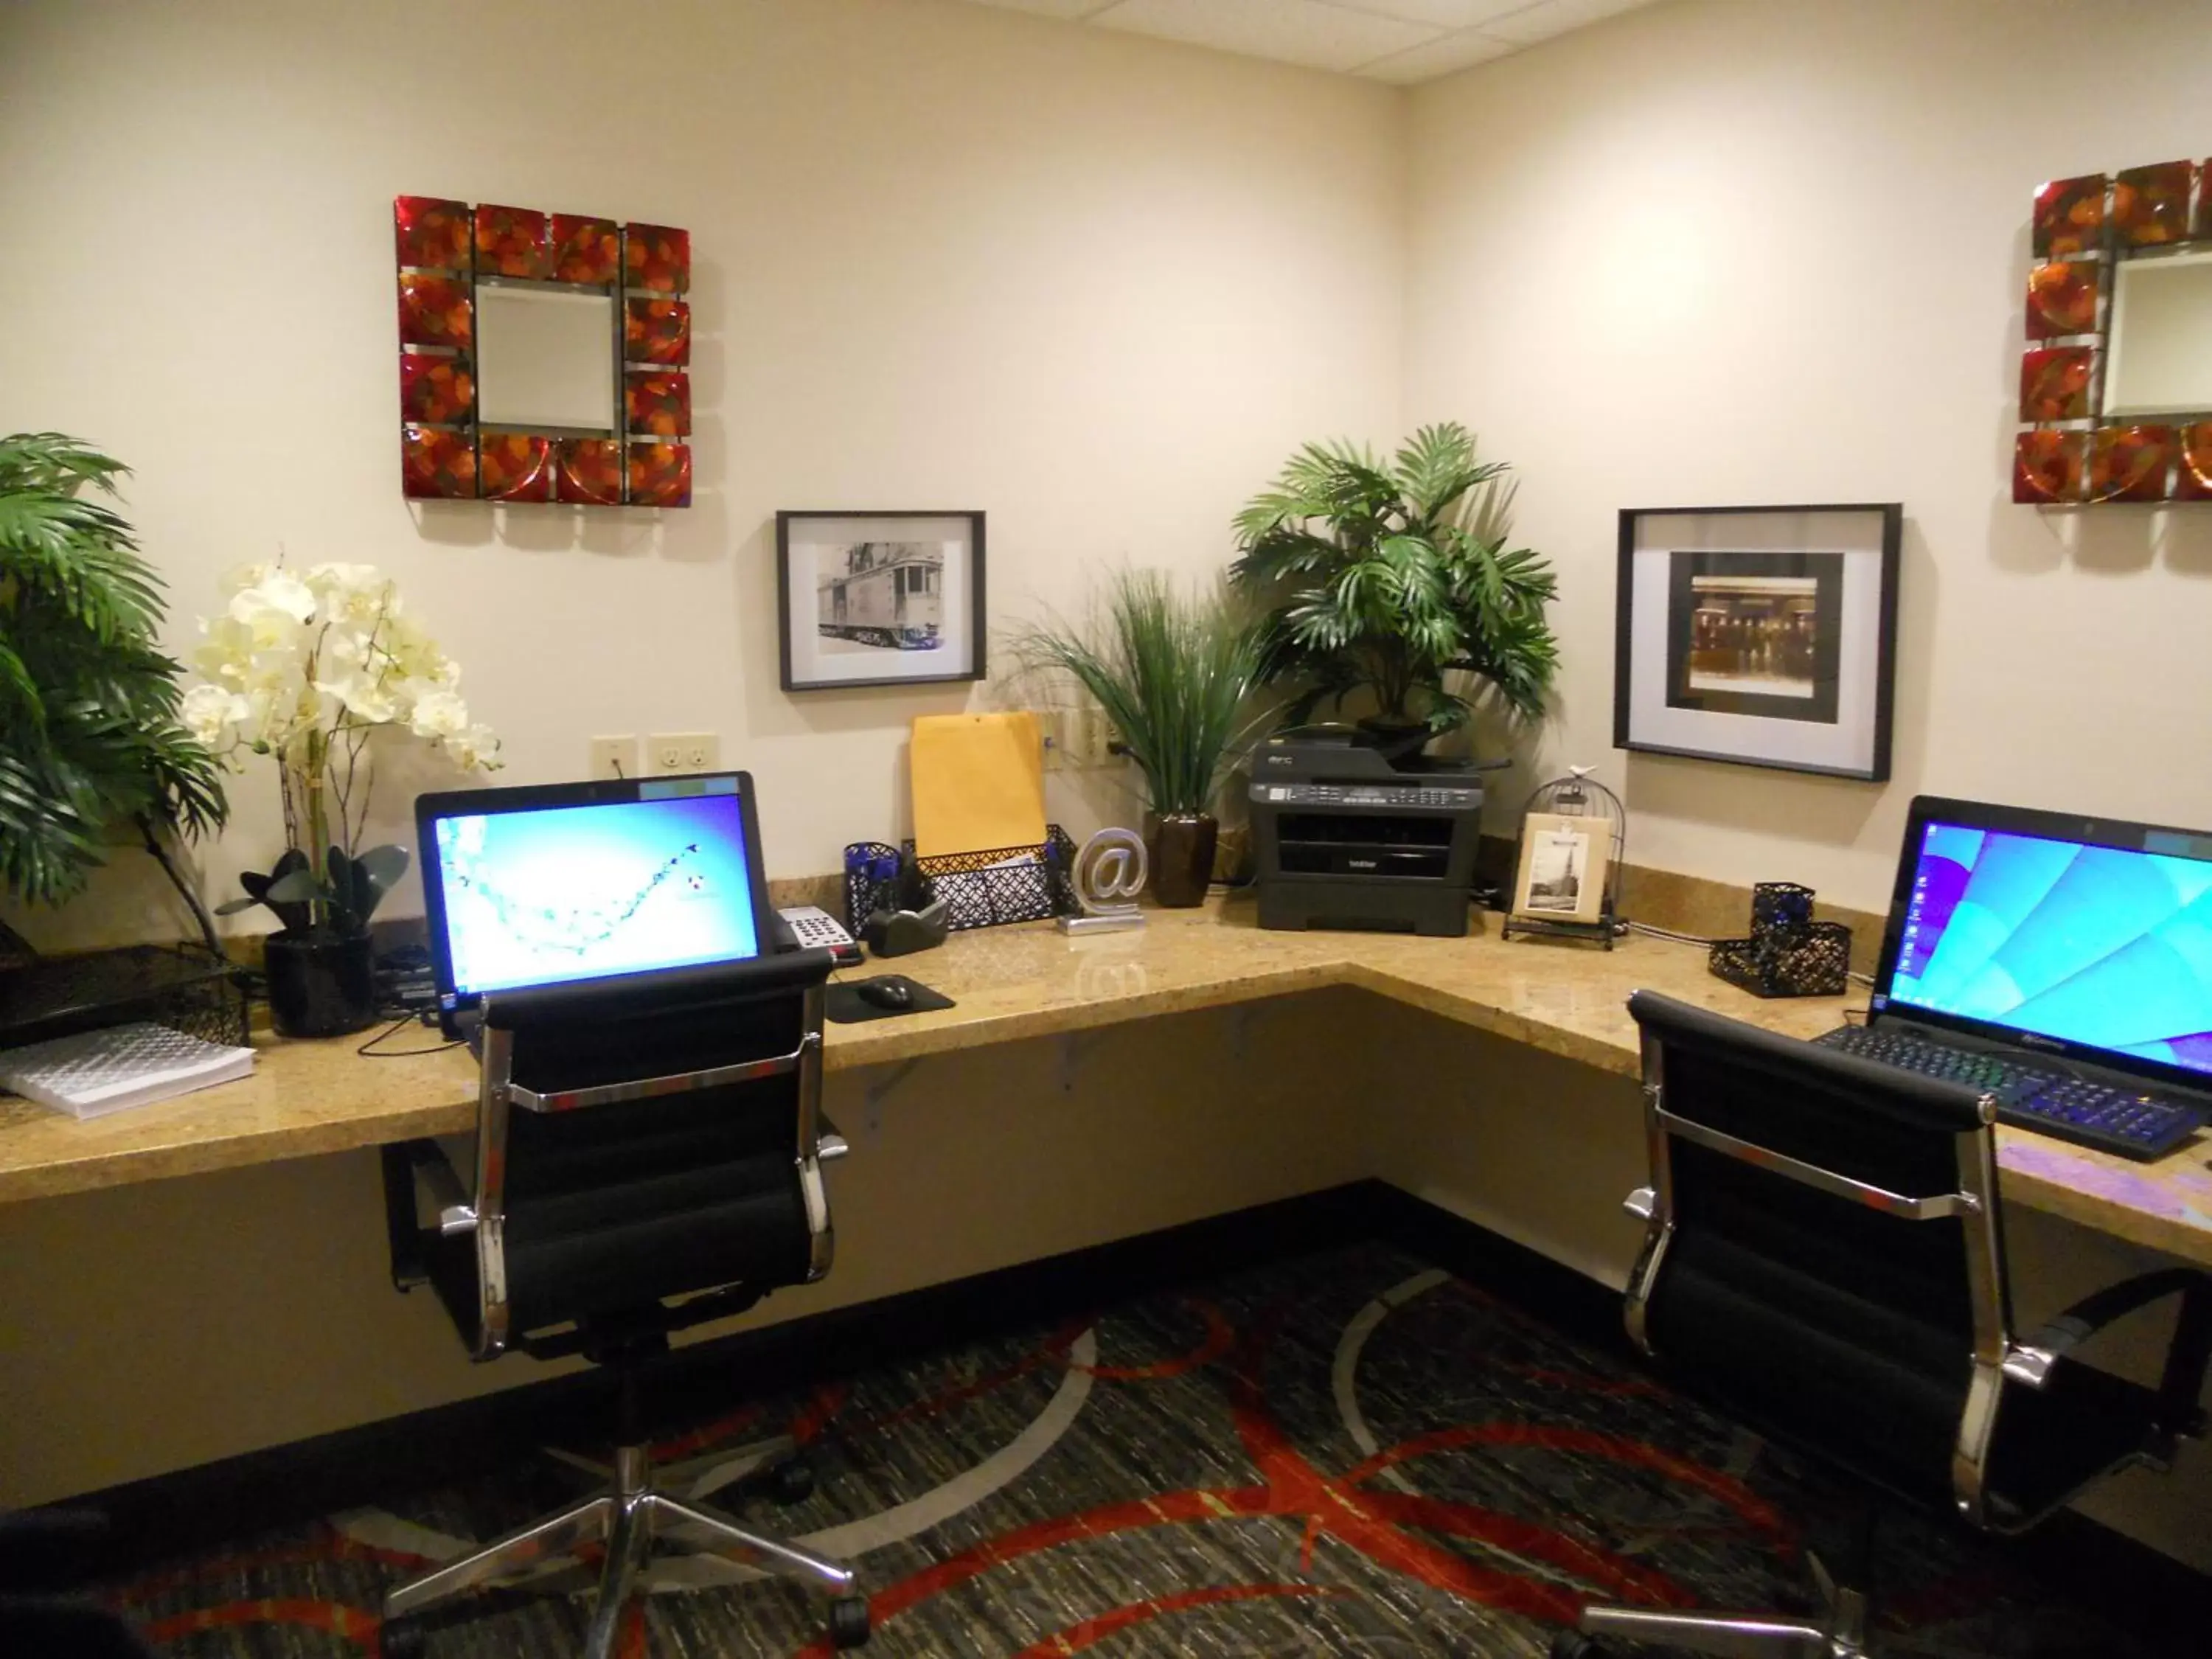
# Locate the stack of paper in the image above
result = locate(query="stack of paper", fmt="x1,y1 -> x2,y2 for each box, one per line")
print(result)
0,1021 -> 255,1120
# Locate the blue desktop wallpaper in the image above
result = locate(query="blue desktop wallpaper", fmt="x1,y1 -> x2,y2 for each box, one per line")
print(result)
1891,824 -> 2212,1077
432,796 -> 759,996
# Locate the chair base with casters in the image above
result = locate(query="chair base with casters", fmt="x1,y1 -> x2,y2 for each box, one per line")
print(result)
378,1327 -> 869,1658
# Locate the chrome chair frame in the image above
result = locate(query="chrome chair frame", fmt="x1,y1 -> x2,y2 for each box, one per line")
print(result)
382,967 -> 865,1658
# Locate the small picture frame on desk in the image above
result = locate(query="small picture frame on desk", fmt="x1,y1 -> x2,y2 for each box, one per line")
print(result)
778,510 -> 986,692
1511,812 -> 1611,928
1614,504 -> 1902,781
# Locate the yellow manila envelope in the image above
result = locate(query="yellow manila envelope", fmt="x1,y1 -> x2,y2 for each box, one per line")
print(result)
911,712 -> 1047,858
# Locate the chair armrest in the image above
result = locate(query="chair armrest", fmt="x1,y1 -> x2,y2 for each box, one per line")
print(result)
2006,1268 -> 2212,1438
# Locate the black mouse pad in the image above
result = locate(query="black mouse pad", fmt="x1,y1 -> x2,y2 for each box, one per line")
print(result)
825,975 -> 956,1024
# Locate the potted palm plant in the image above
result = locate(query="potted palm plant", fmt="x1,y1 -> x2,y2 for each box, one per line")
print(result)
1230,422 -> 1559,756
0,433 -> 228,953
1012,571 -> 1266,907
183,561 -> 498,1035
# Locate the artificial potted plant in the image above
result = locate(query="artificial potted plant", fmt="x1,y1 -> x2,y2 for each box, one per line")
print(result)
1012,570 -> 1266,907
184,560 -> 497,1036
1230,422 -> 1559,756
0,433 -> 229,955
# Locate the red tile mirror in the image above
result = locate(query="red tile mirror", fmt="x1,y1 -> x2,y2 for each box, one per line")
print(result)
2015,160 -> 2212,504
394,197 -> 692,508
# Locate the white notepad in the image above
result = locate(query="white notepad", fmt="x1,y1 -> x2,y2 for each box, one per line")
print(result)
0,1021 -> 255,1119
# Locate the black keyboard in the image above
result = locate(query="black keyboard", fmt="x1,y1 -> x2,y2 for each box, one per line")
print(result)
1814,1025 -> 2205,1161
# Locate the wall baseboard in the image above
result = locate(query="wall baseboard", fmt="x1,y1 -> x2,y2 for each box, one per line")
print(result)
56,1181 -> 2207,1637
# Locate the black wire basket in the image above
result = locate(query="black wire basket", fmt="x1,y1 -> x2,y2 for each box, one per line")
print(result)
844,828 -> 1079,934
1708,880 -> 1852,999
0,945 -> 251,1050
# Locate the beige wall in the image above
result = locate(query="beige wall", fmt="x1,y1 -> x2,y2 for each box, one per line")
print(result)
0,0 -> 1404,950
1407,0 -> 2212,912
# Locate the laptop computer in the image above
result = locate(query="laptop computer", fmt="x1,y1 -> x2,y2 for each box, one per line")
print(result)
1815,795 -> 2211,1161
416,772 -> 778,1041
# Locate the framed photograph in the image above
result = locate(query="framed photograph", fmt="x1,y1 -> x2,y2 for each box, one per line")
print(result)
1614,504 -> 1901,780
1512,811 -> 1611,928
777,510 -> 986,692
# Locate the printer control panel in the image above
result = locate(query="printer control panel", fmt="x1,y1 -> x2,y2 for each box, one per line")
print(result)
1259,784 -> 1481,809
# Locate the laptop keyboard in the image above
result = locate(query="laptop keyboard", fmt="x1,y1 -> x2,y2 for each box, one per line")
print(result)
1815,1025 -> 2205,1161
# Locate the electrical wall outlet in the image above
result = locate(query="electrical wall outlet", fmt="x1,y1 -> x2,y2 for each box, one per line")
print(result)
1069,705 -> 1123,768
588,735 -> 638,780
647,731 -> 720,774
1036,708 -> 1068,772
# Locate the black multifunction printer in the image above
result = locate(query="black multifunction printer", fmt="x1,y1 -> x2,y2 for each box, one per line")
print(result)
1247,728 -> 1493,937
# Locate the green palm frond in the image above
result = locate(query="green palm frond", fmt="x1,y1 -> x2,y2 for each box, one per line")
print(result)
0,433 -> 228,905
1230,420 -> 1558,740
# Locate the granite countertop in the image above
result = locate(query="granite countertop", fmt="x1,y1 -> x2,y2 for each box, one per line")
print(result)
1,897 -> 2205,1266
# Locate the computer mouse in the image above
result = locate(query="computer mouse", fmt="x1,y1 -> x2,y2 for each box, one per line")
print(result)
856,976 -> 914,1012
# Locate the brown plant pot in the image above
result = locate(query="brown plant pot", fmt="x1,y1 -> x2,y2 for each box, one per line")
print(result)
1147,813 -> 1218,908
264,930 -> 377,1038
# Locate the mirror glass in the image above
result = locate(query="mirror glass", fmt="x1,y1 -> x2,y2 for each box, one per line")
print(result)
2106,251 -> 2212,420
476,285 -> 616,431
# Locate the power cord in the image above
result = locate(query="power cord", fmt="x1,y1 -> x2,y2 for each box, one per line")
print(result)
358,1012 -> 466,1058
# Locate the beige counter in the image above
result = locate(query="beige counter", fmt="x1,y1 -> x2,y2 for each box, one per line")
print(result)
2,897 -> 2208,1265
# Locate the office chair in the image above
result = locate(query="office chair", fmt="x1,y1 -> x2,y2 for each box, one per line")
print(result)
377,950 -> 870,1658
1556,990 -> 2212,1658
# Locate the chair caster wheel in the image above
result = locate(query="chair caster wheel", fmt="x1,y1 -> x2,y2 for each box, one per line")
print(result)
771,1458 -> 815,1504
380,1613 -> 429,1658
1550,1632 -> 1599,1659
827,1593 -> 871,1648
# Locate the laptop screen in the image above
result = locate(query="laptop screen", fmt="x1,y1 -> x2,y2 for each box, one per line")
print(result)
1877,798 -> 2212,1092
419,775 -> 765,1005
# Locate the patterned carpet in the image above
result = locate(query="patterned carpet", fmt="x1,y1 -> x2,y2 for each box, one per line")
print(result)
111,1242 -> 2166,1658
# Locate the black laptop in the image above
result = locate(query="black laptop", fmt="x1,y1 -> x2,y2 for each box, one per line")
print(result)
414,772 -> 779,1042
1815,795 -> 2212,1161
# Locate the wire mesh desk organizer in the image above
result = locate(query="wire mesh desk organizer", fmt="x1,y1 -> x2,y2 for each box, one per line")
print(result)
1502,772 -> 1626,949
1708,880 -> 1854,998
0,944 -> 248,1051
844,828 -> 1079,935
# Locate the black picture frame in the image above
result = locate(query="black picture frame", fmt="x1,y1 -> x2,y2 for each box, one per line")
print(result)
1614,503 -> 1902,782
776,510 -> 987,692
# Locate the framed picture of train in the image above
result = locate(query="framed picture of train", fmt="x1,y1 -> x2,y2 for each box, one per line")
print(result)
777,510 -> 986,692
1613,504 -> 1900,780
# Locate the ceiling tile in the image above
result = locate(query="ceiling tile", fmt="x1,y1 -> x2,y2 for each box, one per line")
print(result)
1323,1 -> 1535,27
1355,28 -> 1517,83
959,0 -> 1119,18
1093,0 -> 1443,74
1478,0 -> 1657,46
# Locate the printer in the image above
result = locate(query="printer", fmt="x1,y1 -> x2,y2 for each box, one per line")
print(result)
1247,728 -> 1490,937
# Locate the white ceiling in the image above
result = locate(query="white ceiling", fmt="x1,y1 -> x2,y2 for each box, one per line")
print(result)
955,0 -> 1664,83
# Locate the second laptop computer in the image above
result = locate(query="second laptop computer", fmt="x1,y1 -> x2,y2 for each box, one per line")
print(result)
1816,794 -> 2212,1161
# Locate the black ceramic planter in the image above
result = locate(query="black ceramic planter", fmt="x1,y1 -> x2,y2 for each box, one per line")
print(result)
1147,813 -> 1218,908
263,930 -> 377,1038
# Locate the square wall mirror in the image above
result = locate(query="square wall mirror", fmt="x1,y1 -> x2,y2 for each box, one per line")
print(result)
394,196 -> 692,507
2106,251 -> 2212,420
2014,158 -> 2212,504
476,286 -> 616,431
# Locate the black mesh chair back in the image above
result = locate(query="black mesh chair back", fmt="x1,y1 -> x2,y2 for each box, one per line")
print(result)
393,950 -> 838,1362
1626,990 -> 2011,1519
